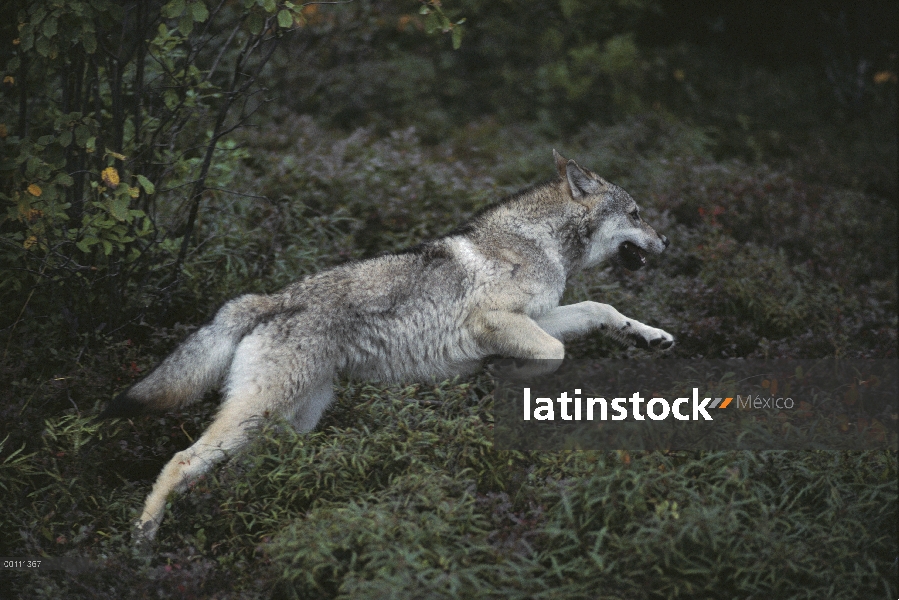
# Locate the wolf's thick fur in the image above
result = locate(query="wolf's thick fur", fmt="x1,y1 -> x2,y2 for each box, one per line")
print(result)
105,151 -> 674,541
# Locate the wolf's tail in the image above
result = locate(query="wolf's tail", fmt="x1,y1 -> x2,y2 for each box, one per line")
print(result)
101,294 -> 282,418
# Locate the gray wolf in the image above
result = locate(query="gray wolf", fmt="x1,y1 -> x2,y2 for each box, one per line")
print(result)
103,150 -> 675,542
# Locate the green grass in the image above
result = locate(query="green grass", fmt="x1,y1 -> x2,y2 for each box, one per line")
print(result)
1,113 -> 896,598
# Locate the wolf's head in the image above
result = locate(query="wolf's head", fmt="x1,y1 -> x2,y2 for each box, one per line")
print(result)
554,150 -> 669,271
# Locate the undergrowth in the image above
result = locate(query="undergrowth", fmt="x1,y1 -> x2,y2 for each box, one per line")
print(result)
1,114 -> 896,598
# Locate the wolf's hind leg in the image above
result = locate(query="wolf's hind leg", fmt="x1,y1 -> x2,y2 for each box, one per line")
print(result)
134,396 -> 263,542
536,302 -> 674,349
284,380 -> 336,433
134,326 -> 335,543
134,386 -> 336,543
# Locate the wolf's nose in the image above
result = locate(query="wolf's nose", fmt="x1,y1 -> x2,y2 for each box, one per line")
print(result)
661,235 -> 670,248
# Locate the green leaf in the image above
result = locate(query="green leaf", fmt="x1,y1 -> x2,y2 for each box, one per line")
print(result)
136,175 -> 155,195
54,173 -> 74,187
75,125 -> 90,147
35,36 -> 50,57
101,239 -> 113,255
178,13 -> 194,36
262,0 -> 276,13
165,0 -> 185,18
25,157 -> 41,177
42,18 -> 58,39
82,31 -> 97,54
76,237 -> 98,253
277,9 -> 292,29
108,195 -> 130,221
559,0 -> 578,20
247,11 -> 263,35
57,130 -> 72,147
40,186 -> 58,201
424,13 -> 438,34
452,26 -> 463,50
191,1 -> 209,22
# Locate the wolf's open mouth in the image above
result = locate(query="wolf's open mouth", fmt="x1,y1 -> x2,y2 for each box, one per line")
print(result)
618,241 -> 647,271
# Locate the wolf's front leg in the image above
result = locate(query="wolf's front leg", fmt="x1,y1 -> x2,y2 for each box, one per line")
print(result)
471,310 -> 565,379
536,301 -> 674,350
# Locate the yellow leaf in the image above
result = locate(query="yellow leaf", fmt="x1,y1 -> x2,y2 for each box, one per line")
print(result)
129,186 -> 140,198
2,75 -> 13,84
101,167 -> 120,188
23,235 -> 37,249
27,184 -> 42,197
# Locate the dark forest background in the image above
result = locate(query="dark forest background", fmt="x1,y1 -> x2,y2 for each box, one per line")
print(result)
1,1 -> 896,597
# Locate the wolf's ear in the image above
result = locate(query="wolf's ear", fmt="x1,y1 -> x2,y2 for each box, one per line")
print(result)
553,149 -> 568,179
566,159 -> 604,198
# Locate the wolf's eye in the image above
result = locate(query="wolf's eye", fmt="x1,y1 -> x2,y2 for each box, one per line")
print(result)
630,209 -> 640,220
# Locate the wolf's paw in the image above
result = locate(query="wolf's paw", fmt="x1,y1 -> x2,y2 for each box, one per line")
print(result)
628,325 -> 675,351
132,517 -> 159,548
487,357 -> 564,381
646,327 -> 674,350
